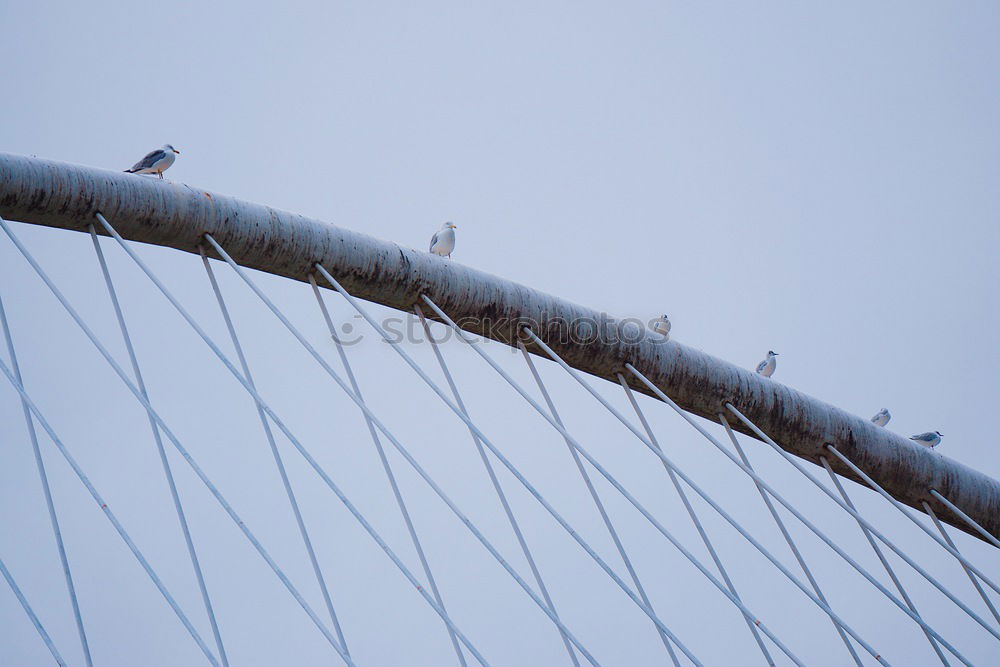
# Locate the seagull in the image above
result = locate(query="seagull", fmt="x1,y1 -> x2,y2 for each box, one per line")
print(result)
651,315 -> 671,340
755,350 -> 778,377
871,408 -> 891,427
124,144 -> 180,179
429,221 -> 458,258
909,431 -> 942,448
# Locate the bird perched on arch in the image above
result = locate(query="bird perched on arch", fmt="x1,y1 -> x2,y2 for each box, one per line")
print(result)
429,221 -> 458,258
124,144 -> 180,179
651,315 -> 671,341
871,408 -> 891,427
909,431 -> 942,448
755,350 -> 778,377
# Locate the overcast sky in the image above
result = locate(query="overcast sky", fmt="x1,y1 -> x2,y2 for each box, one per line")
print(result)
1,2 -> 998,665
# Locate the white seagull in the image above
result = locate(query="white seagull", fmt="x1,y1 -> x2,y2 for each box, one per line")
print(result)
755,350 -> 778,377
871,408 -> 891,427
909,431 -> 942,448
651,315 -> 671,340
125,144 -> 180,179
429,221 -> 458,258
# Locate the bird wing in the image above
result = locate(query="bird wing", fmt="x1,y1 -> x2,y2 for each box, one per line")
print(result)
910,433 -> 929,441
130,149 -> 166,171
428,232 -> 439,252
755,360 -> 767,373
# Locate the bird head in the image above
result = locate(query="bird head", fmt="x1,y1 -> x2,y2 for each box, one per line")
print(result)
163,144 -> 180,154
935,431 -> 943,436
443,221 -> 457,230
768,350 -> 778,356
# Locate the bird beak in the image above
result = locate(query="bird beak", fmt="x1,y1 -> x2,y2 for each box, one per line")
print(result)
174,150 -> 181,154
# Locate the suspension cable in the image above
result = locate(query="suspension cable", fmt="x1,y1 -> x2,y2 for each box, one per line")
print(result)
88,215 -> 489,665
307,260 -> 700,665
2,214 -> 353,665
514,328 -> 890,664
0,554 -> 67,666
620,378 -> 777,665
413,295 -> 804,666
619,363 -> 975,661
0,295 -> 92,666
825,445 -> 999,596
817,456 -> 949,665
0,355 -> 220,666
199,250 -> 350,658
89,228 -> 230,667
519,344 -> 682,667
716,414 -> 863,665
413,304 -> 578,667
921,502 -> 1000,627
310,280 -> 467,666
718,401 -> 992,650
199,234 -> 605,666
928,490 -> 1000,550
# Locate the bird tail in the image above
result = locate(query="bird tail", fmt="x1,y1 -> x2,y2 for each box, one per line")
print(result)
123,168 -> 135,173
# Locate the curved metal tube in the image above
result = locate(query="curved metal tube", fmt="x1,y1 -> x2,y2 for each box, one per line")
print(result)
1,152 -> 996,542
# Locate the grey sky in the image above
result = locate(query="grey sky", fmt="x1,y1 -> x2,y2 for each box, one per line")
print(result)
1,2 -> 998,665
